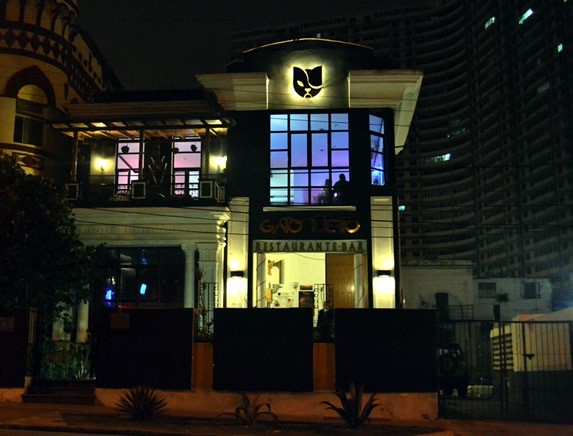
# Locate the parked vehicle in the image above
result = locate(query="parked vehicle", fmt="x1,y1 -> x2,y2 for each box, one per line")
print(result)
439,343 -> 469,397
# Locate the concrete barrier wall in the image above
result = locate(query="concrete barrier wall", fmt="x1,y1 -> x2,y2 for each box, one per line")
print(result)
95,388 -> 438,422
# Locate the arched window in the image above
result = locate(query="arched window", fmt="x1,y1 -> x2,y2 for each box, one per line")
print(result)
14,85 -> 47,146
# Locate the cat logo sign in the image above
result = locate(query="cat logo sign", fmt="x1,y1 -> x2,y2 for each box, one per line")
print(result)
293,66 -> 322,98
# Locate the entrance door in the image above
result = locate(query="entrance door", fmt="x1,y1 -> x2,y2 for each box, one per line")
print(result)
326,254 -> 355,308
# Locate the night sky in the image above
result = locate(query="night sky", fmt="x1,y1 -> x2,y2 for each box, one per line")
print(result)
78,0 -> 424,90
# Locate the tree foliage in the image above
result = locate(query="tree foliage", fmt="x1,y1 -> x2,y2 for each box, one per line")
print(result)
0,154 -> 93,315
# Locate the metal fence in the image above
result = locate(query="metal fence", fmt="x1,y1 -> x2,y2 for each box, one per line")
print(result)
438,319 -> 573,423
196,282 -> 218,341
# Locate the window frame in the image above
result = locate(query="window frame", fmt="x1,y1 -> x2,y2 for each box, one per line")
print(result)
269,112 -> 350,206
172,137 -> 202,198
99,247 -> 185,309
369,113 -> 385,186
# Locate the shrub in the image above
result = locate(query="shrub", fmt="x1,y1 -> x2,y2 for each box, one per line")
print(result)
115,385 -> 167,421
218,393 -> 279,426
321,383 -> 380,428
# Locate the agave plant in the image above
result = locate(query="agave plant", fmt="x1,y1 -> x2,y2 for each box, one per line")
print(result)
218,393 -> 279,426
115,385 -> 167,421
321,383 -> 380,428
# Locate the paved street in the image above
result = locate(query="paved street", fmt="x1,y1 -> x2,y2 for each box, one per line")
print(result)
1,401 -> 573,435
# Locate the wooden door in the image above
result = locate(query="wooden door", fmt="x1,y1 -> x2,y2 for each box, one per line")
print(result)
326,254 -> 355,308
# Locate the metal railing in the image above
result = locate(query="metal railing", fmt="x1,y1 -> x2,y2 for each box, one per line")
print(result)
438,319 -> 573,423
196,282 -> 218,342
65,180 -> 225,204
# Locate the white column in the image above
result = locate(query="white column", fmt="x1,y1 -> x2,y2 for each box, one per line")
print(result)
216,226 -> 227,308
227,197 -> 249,273
371,196 -> 396,308
227,198 -> 250,307
75,301 -> 90,342
182,243 -> 197,308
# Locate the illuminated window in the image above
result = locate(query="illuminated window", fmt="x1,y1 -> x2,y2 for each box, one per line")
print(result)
269,113 -> 349,205
116,140 -> 142,192
172,137 -> 201,197
369,114 -> 385,186
518,8 -> 533,25
422,153 -> 451,164
537,82 -> 551,94
99,247 -> 184,308
484,16 -> 496,29
447,127 -> 468,138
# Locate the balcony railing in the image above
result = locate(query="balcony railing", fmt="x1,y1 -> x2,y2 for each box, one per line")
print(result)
64,180 -> 225,205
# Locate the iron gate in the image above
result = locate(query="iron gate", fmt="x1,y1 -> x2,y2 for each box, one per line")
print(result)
438,319 -> 573,423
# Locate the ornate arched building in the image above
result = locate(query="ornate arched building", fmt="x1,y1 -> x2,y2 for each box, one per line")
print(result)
0,0 -> 118,180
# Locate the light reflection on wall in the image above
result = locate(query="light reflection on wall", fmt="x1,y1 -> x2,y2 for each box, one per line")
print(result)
373,274 -> 395,308
227,276 -> 247,308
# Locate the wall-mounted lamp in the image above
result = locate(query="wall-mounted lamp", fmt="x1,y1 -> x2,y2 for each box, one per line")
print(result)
230,270 -> 245,278
373,271 -> 395,308
96,157 -> 108,174
213,155 -> 227,170
227,270 -> 247,308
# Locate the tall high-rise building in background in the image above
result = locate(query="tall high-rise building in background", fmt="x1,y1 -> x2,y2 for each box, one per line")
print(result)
232,0 -> 573,307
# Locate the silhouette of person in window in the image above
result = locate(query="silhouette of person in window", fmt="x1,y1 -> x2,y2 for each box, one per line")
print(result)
317,178 -> 332,204
333,174 -> 350,204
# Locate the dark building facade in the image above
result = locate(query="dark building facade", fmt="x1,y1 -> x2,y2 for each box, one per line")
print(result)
231,1 -> 573,307
1,2 -> 434,400
197,39 -> 422,311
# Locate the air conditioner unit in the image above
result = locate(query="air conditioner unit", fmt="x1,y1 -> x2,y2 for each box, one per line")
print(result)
131,181 -> 147,199
64,182 -> 80,200
215,182 -> 225,203
199,180 -> 213,199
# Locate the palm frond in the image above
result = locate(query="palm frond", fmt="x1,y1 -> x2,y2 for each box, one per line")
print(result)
218,393 -> 279,426
115,385 -> 167,421
321,382 -> 381,428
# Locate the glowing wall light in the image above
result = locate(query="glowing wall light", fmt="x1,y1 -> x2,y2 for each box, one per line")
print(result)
96,157 -> 109,174
373,270 -> 395,308
213,155 -> 227,170
227,271 -> 247,308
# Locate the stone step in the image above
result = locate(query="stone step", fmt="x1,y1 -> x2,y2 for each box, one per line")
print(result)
22,380 -> 96,405
21,393 -> 96,405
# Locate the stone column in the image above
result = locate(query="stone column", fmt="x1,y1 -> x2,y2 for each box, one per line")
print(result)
75,301 -> 90,342
216,226 -> 227,308
182,243 -> 197,308
227,198 -> 250,307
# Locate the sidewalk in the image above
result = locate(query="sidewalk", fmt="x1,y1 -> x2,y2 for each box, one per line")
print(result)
1,401 -> 573,435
